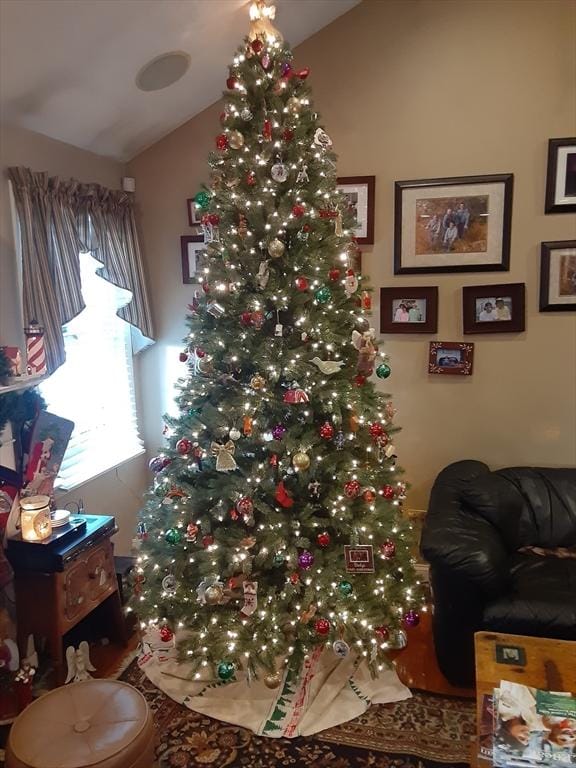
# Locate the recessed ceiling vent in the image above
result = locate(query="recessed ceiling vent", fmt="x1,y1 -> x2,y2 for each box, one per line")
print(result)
136,51 -> 191,92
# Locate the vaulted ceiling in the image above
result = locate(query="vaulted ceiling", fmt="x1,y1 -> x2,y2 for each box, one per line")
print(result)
0,0 -> 360,161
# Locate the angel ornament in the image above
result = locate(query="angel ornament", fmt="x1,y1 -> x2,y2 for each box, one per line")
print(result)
351,328 -> 378,377
65,641 -> 96,684
211,441 -> 237,472
256,260 -> 270,289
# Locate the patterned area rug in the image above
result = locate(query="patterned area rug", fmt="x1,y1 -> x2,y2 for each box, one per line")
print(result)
121,660 -> 474,767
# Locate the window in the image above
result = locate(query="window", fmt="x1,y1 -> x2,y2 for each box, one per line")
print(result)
40,252 -> 144,491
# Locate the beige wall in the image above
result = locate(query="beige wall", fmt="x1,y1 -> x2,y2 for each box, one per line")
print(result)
129,0 -> 576,510
0,123 -> 148,554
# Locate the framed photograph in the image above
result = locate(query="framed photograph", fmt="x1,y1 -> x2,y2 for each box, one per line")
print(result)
462,283 -> 525,333
428,341 -> 474,376
394,174 -> 513,274
336,176 -> 375,245
545,138 -> 576,213
380,286 -> 438,334
181,235 -> 206,284
540,241 -> 576,311
186,198 -> 203,226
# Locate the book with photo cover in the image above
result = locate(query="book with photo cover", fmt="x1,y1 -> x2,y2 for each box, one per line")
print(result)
493,680 -> 576,767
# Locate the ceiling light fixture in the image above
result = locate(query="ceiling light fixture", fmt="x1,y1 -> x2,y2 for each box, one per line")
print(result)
136,51 -> 191,92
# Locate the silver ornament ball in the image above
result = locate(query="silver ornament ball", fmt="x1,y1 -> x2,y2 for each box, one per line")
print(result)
268,238 -> 285,259
228,130 -> 245,150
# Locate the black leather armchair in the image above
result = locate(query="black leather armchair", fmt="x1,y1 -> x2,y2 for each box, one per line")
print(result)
421,461 -> 576,687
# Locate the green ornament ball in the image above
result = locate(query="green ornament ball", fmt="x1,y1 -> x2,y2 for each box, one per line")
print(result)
339,580 -> 353,596
194,190 -> 211,211
273,552 -> 286,566
376,363 -> 391,379
217,661 -> 235,681
315,286 -> 332,304
165,528 -> 182,545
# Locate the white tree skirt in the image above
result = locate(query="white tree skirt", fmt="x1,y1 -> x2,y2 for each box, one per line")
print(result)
139,630 -> 411,738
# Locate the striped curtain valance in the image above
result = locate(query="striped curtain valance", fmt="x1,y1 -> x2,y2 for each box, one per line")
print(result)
8,168 -> 155,374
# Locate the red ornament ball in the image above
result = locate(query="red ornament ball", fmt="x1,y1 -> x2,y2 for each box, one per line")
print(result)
226,76 -> 237,90
240,311 -> 252,326
159,625 -> 174,643
251,39 -> 264,54
202,534 -> 215,548
297,67 -> 310,80
246,171 -> 256,186
354,374 -> 367,387
201,282 -> 210,294
207,213 -> 220,226
283,128 -> 294,142
292,204 -> 305,218
363,488 -> 376,503
317,531 -> 331,548
179,351 -> 188,362
176,438 -> 192,455
328,267 -> 341,282
315,618 -> 330,636
195,347 -> 206,358
344,480 -> 361,498
236,497 -> 254,516
289,572 -> 300,585
381,484 -> 395,500
375,625 -> 390,642
319,421 -> 335,440
369,423 -> 385,439
216,133 -> 229,151
380,539 -> 396,559
295,276 -> 309,291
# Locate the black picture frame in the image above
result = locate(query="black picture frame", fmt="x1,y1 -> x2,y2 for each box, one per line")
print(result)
380,286 -> 438,334
540,241 -> 576,312
462,283 -> 525,334
336,176 -> 375,245
545,138 -> 576,214
394,174 -> 513,274
186,198 -> 202,226
181,235 -> 205,284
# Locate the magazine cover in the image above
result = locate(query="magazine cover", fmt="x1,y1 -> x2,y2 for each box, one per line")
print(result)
494,680 -> 576,766
478,692 -> 496,761
20,411 -> 74,498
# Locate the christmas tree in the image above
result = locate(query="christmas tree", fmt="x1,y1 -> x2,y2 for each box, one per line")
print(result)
134,0 -> 422,688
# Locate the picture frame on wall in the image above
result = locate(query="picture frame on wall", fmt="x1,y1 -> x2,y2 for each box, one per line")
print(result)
539,240 -> 576,311
336,176 -> 375,245
544,138 -> 576,213
462,283 -> 525,334
186,198 -> 203,226
380,286 -> 438,334
394,174 -> 513,274
181,235 -> 206,284
428,341 -> 474,376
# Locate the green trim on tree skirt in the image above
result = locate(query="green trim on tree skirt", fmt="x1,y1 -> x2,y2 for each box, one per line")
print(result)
134,26 -> 423,683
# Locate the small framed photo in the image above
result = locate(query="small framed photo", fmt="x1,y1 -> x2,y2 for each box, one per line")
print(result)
186,198 -> 203,226
428,341 -> 474,376
344,544 -> 375,573
380,287 -> 438,334
545,138 -> 576,213
540,240 -> 576,311
181,235 -> 206,284
336,176 -> 375,245
462,283 -> 525,333
394,174 -> 513,274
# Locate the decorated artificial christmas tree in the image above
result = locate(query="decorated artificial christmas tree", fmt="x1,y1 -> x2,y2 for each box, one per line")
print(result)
134,0 -> 422,696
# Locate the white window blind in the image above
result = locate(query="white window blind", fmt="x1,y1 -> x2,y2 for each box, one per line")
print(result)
40,252 -> 144,491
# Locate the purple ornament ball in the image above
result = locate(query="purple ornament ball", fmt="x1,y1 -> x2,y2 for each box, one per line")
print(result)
403,609 -> 420,628
298,550 -> 314,570
272,424 -> 287,441
149,455 -> 170,473
280,61 -> 292,77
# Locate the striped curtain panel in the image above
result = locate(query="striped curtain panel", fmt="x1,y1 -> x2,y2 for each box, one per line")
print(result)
8,168 -> 155,373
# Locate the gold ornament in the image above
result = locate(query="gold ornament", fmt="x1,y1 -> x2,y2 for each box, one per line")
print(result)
240,536 -> 257,549
248,1 -> 283,42
205,585 -> 224,605
268,238 -> 285,258
292,451 -> 311,470
287,97 -> 300,115
250,374 -> 266,390
263,671 -> 282,689
228,130 -> 244,150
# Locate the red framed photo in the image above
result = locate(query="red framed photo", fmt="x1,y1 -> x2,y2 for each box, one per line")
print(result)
462,283 -> 525,333
428,341 -> 474,376
336,176 -> 375,245
380,286 -> 438,334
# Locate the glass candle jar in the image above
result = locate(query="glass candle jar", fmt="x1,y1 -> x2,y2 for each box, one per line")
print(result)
20,495 -> 52,541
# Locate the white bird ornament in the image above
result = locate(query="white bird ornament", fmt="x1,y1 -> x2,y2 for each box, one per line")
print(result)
310,358 -> 345,375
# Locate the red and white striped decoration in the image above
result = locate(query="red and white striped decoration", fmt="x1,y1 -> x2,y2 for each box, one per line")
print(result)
24,324 -> 47,375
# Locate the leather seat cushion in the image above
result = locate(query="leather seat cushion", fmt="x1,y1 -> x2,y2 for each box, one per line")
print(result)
483,553 -> 576,638
6,679 -> 155,768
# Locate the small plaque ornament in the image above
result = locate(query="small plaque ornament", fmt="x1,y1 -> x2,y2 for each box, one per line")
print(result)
344,544 -> 375,573
332,639 -> 350,658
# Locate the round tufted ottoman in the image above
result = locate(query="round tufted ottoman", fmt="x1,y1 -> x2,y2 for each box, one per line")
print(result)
6,679 -> 155,768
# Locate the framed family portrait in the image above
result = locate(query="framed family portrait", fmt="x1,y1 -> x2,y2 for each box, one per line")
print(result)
545,138 -> 576,213
181,235 -> 206,284
540,241 -> 576,311
186,198 -> 203,226
428,341 -> 474,376
394,174 -> 513,274
462,283 -> 525,334
380,286 -> 438,334
336,176 -> 375,245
